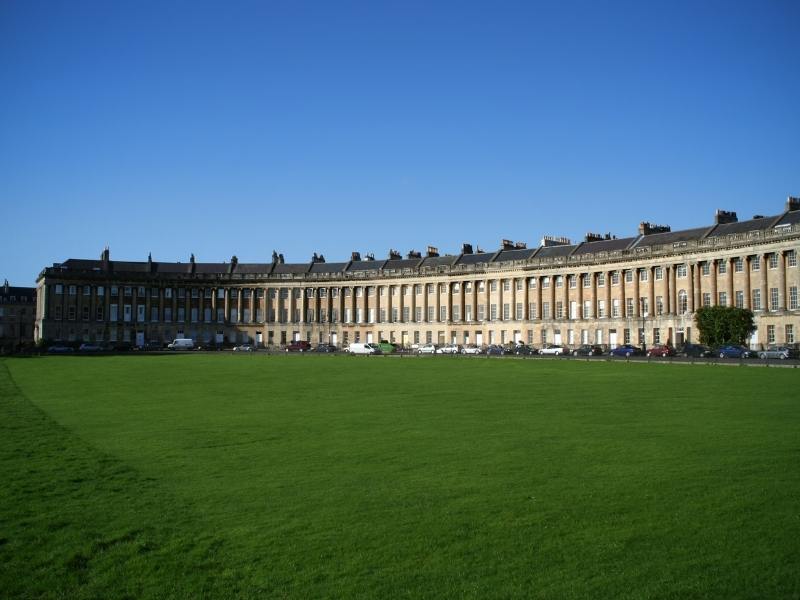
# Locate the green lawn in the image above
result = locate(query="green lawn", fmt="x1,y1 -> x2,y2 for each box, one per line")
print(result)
1,355 -> 798,599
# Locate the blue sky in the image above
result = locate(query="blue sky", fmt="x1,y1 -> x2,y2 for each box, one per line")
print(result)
2,0 -> 798,286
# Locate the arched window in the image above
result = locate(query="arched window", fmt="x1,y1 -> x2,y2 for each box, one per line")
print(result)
678,290 -> 688,314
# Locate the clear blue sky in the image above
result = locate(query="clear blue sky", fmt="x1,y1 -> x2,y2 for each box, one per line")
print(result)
2,0 -> 798,286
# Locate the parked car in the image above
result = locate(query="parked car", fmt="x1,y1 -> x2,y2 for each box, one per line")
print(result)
437,344 -> 461,354
539,344 -> 566,356
716,345 -> 751,359
286,340 -> 312,352
461,344 -> 482,355
646,344 -> 675,358
348,342 -> 381,355
312,344 -> 338,353
514,344 -> 537,355
679,343 -> 712,358
167,339 -> 194,351
107,342 -> 133,352
572,344 -> 603,357
143,340 -> 164,351
377,340 -> 396,354
609,344 -> 643,357
485,344 -> 505,356
417,343 -> 437,355
233,344 -> 254,352
78,343 -> 103,353
758,345 -> 792,360
47,345 -> 74,354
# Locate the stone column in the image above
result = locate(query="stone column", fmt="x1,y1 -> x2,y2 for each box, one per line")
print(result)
648,267 -> 655,316
665,266 -> 672,314
633,268 -> 640,317
485,279 -> 491,321
576,274 -> 583,319
744,257 -> 751,309
604,271 -> 612,318
727,258 -> 735,306
523,278 -> 530,320
760,253 -> 769,311
780,250 -> 788,311
710,261 -> 718,306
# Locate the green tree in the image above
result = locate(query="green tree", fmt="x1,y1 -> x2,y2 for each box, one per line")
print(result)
694,306 -> 756,347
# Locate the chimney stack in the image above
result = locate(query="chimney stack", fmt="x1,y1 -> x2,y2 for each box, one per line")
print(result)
638,222 -> 671,236
714,210 -> 738,225
540,236 -> 571,247
461,243 -> 473,255
787,196 -> 800,212
426,246 -> 439,257
351,251 -> 361,261
388,249 -> 402,260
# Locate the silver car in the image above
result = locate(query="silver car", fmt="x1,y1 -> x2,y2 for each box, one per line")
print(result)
758,346 -> 791,359
539,343 -> 566,356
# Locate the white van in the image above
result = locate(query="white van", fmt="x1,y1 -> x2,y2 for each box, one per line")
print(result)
167,338 -> 195,350
347,342 -> 381,355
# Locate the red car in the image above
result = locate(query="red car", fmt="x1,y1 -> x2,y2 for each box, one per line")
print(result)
285,340 -> 312,352
646,344 -> 675,357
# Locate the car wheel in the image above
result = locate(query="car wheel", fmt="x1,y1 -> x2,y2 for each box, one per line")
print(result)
720,352 -> 725,358
625,351 -> 631,357
759,353 -> 766,359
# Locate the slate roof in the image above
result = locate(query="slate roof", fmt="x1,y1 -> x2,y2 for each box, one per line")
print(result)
60,259 -> 104,270
420,255 -> 460,268
455,252 -> 495,266
309,261 -> 348,274
383,258 -> 423,270
631,226 -> 711,248
572,237 -> 635,255
773,210 -> 800,227
1,286 -> 36,302
706,215 -> 779,237
154,262 -> 192,274
493,248 -> 537,263
347,260 -> 387,272
110,261 -> 151,273
271,262 -> 309,275
235,263 -> 274,274
533,244 -> 576,259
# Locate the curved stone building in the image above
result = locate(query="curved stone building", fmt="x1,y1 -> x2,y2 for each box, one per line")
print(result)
35,197 -> 800,350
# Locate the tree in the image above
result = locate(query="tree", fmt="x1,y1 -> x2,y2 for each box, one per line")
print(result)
694,306 -> 756,347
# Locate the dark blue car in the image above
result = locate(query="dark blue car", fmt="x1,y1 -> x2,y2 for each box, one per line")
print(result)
609,344 -> 643,357
716,345 -> 751,359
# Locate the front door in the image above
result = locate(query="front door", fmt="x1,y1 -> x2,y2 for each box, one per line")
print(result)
609,329 -> 618,348
136,331 -> 144,347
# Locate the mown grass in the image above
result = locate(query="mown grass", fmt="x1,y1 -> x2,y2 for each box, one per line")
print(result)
1,355 -> 798,599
